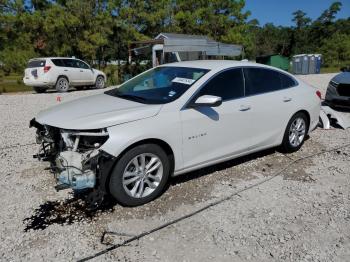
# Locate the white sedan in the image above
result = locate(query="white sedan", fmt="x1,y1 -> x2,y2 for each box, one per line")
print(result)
31,60 -> 321,206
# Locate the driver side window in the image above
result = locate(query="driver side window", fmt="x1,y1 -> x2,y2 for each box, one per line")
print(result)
76,60 -> 90,69
196,68 -> 244,101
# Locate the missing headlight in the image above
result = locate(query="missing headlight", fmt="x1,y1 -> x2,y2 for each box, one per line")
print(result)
60,129 -> 109,152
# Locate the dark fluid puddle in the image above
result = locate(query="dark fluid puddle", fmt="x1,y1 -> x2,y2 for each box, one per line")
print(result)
23,196 -> 115,231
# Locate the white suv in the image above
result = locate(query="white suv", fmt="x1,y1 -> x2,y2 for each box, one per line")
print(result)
23,57 -> 107,93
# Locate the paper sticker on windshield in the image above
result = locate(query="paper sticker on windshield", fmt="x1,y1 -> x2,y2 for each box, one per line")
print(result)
172,77 -> 195,85
168,91 -> 176,97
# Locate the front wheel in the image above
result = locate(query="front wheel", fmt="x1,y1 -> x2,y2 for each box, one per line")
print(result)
95,75 -> 105,89
281,112 -> 309,153
109,144 -> 170,206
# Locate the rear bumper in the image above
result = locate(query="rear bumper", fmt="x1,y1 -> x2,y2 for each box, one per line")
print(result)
23,78 -> 55,87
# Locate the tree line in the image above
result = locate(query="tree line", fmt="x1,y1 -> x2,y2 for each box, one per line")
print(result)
0,0 -> 349,75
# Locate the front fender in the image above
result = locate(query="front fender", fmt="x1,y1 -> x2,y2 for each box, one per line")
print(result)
100,112 -> 183,171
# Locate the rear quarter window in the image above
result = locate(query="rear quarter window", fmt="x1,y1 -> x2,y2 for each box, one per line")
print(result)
27,60 -> 46,68
280,73 -> 298,88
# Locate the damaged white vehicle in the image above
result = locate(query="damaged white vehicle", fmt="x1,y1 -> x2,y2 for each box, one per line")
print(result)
31,61 -> 321,207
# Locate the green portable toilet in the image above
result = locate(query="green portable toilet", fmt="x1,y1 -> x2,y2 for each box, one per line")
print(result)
256,54 -> 290,71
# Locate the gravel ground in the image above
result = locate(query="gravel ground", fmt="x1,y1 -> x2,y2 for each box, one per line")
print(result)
0,74 -> 349,262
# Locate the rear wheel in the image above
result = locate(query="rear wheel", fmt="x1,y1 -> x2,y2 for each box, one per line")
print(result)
33,86 -> 47,93
281,112 -> 309,153
109,144 -> 170,206
55,77 -> 69,92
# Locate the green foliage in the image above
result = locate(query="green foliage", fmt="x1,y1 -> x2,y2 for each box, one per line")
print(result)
0,74 -> 31,93
320,33 -> 350,67
292,10 -> 311,29
0,0 -> 349,77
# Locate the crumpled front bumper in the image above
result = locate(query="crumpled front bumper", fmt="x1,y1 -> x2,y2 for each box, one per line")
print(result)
30,118 -> 112,191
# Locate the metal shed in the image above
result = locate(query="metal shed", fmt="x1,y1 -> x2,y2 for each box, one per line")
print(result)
129,33 -> 243,67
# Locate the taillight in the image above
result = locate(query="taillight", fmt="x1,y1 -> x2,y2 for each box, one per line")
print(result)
316,90 -> 322,99
44,66 -> 51,73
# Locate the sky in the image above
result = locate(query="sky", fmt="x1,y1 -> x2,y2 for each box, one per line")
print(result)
244,0 -> 350,26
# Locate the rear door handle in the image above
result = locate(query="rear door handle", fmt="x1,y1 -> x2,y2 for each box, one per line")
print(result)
64,69 -> 68,72
239,105 -> 251,111
80,70 -> 83,72
283,97 -> 292,102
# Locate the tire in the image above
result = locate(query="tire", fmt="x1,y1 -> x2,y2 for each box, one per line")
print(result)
109,144 -> 170,206
280,112 -> 309,153
55,77 -> 69,92
95,75 -> 105,89
33,86 -> 47,93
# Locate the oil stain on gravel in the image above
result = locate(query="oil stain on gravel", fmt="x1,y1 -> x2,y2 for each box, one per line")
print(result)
23,197 -> 115,231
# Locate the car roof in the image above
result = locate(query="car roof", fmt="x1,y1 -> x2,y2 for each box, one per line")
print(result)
161,60 -> 286,72
29,57 -> 83,61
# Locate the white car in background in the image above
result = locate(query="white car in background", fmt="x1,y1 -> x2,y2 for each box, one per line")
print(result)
30,60 -> 321,207
23,57 -> 106,93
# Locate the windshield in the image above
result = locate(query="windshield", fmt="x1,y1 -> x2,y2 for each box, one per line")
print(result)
105,66 -> 210,104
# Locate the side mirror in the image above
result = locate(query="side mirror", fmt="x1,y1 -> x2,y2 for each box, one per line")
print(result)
192,95 -> 222,107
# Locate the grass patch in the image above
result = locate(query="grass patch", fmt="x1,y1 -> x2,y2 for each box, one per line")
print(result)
0,82 -> 32,93
320,66 -> 342,74
0,74 -> 32,93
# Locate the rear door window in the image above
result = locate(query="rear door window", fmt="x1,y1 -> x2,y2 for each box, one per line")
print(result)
196,68 -> 244,101
62,59 -> 78,68
51,59 -> 64,67
27,60 -> 46,68
243,68 -> 282,96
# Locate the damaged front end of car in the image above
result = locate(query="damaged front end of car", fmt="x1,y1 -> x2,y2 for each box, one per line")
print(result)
30,118 -> 116,206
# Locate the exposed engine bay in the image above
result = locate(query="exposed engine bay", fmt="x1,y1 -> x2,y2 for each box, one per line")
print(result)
30,118 -> 115,206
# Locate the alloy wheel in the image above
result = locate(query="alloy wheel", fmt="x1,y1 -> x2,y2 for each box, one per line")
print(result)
288,117 -> 306,147
96,76 -> 105,89
122,153 -> 163,198
57,78 -> 69,92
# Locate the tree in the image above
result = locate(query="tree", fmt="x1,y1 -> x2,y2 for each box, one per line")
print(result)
320,33 -> 350,67
0,0 -> 349,74
316,1 -> 342,24
292,10 -> 311,29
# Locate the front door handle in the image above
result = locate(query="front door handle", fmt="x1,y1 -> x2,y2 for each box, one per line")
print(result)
283,97 -> 292,102
80,70 -> 83,72
239,105 -> 251,111
64,69 -> 68,72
